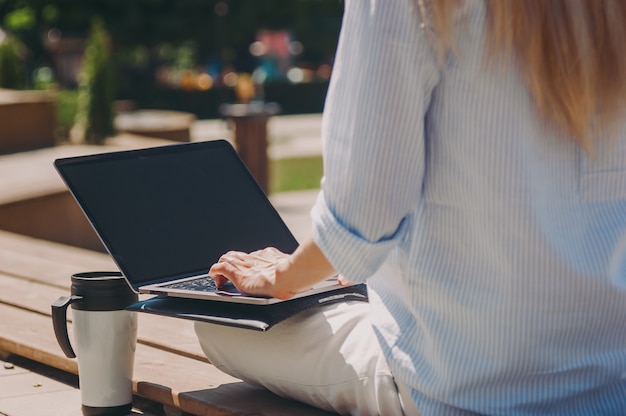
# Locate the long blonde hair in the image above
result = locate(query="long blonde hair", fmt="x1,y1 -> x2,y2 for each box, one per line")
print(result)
428,0 -> 626,153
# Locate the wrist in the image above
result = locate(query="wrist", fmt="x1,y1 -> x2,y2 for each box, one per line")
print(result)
273,257 -> 299,300
272,239 -> 337,299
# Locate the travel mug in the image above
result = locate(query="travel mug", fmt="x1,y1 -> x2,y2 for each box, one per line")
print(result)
51,271 -> 138,416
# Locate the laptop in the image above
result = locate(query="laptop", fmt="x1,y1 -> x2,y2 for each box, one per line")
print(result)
54,139 -> 342,305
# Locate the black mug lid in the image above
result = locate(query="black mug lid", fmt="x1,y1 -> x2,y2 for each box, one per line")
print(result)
70,271 -> 138,311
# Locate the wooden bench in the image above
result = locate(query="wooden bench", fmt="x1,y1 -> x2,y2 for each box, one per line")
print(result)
0,230 -> 333,415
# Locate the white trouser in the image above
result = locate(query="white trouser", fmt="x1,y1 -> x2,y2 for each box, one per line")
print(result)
194,301 -> 420,416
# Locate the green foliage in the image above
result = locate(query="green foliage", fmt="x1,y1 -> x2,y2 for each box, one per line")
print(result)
0,35 -> 25,88
73,18 -> 115,144
270,155 -> 322,193
3,7 -> 35,32
0,0 -> 343,77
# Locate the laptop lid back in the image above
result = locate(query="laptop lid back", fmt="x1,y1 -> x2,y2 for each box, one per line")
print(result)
54,140 -> 299,292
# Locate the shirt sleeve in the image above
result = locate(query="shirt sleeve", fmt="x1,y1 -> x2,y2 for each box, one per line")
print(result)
311,0 -> 440,283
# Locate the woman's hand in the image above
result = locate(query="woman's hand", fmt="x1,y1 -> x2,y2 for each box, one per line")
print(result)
209,238 -> 339,301
209,247 -> 296,299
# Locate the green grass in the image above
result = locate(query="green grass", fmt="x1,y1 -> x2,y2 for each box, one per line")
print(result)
270,156 -> 323,193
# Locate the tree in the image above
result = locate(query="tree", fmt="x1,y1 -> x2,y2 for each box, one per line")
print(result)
72,18 -> 114,144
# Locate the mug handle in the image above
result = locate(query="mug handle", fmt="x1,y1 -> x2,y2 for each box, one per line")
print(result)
51,295 -> 82,358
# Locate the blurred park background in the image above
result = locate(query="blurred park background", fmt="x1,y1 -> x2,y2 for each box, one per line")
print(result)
0,0 -> 345,193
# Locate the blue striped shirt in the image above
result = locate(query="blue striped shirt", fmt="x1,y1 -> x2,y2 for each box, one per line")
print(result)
311,0 -> 626,414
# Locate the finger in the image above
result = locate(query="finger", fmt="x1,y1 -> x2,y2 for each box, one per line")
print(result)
249,247 -> 281,260
219,250 -> 245,262
210,262 -> 241,287
213,274 -> 228,287
248,252 -> 278,267
266,247 -> 285,255
218,252 -> 253,268
208,263 -> 228,287
338,275 -> 353,286
263,247 -> 282,256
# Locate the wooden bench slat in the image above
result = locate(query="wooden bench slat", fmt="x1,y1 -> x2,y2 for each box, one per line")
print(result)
0,302 -> 332,415
0,230 -> 112,266
0,272 -> 207,362
0,230 -> 116,287
0,232 -> 208,362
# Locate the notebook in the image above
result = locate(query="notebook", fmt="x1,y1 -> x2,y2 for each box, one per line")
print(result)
54,139 -> 344,305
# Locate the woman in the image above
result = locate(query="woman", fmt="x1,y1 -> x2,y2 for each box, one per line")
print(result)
196,0 -> 626,414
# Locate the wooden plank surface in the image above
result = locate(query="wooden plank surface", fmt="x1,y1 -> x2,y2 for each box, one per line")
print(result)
0,230 -> 116,288
0,231 -> 333,415
0,231 -> 207,360
0,301 -> 331,415
0,271 -> 207,362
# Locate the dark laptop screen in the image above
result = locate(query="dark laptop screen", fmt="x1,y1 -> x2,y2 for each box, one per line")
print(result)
54,140 -> 299,290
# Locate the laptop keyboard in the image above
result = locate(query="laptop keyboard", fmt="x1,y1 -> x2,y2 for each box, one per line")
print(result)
161,276 -> 217,292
